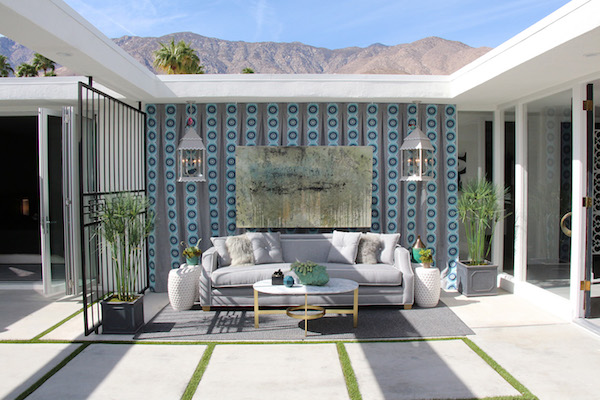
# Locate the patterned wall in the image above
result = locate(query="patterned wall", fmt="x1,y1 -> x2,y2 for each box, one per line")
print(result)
146,103 -> 459,292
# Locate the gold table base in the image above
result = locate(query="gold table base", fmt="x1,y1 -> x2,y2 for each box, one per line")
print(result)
253,289 -> 359,336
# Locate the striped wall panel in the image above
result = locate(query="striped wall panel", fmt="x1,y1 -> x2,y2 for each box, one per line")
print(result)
307,103 -> 319,145
225,104 -> 238,234
405,103 -> 419,246
145,104 -> 158,289
164,104 -> 180,269
386,104 -> 400,233
445,105 -> 459,289
367,104 -> 380,232
327,103 -> 340,146
206,104 -> 219,237
425,105 -> 439,265
245,104 -> 258,145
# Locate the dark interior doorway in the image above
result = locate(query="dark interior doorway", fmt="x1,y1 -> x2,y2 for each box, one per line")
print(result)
0,116 -> 41,256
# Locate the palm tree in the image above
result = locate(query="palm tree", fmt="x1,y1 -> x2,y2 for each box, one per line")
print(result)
0,55 -> 14,77
242,67 -> 255,74
16,63 -> 38,77
153,39 -> 205,74
32,53 -> 56,76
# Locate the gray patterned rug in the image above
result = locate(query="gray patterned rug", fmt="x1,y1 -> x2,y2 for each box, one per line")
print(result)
135,302 -> 473,341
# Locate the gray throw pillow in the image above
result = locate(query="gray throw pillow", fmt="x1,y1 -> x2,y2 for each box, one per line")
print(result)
327,230 -> 361,264
225,234 -> 255,266
378,233 -> 401,264
210,236 -> 231,267
247,232 -> 284,264
356,233 -> 381,264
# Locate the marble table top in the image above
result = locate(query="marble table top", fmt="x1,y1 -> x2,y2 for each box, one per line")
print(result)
253,278 -> 358,295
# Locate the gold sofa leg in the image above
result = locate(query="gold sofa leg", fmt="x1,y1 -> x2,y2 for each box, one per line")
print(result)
404,304 -> 412,310
202,306 -> 211,312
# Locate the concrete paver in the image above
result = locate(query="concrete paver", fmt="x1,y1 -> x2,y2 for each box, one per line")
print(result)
27,343 -> 207,400
0,290 -> 81,340
345,341 -> 520,400
194,344 -> 349,400
471,324 -> 600,400
0,343 -> 81,400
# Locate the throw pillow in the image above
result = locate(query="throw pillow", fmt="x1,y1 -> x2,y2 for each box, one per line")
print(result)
378,233 -> 401,265
225,234 -> 255,266
327,230 -> 361,264
356,233 -> 381,264
247,232 -> 284,264
210,236 -> 232,267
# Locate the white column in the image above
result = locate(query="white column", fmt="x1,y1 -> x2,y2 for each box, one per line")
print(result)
492,108 -> 505,270
571,84 -> 588,319
514,103 -> 527,282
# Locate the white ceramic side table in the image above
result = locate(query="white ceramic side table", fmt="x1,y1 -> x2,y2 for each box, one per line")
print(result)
414,266 -> 441,308
168,263 -> 200,311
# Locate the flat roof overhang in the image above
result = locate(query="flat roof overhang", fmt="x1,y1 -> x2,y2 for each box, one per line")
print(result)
156,74 -> 453,104
0,0 -> 599,111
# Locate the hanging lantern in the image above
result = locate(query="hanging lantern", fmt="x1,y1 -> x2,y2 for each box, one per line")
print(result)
177,117 -> 206,182
400,127 -> 434,181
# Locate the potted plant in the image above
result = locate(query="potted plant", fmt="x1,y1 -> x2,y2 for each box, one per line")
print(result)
419,249 -> 433,268
456,178 -> 506,296
100,193 -> 154,334
181,240 -> 202,265
290,261 -> 329,286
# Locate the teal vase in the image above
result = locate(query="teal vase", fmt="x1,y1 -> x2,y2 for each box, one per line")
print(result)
412,248 -> 422,263
186,256 -> 199,266
293,265 -> 329,286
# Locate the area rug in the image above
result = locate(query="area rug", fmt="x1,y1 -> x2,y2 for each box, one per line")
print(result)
135,303 -> 474,341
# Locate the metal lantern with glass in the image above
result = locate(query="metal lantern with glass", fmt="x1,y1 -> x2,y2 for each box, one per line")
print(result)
400,127 -> 434,181
177,117 -> 206,182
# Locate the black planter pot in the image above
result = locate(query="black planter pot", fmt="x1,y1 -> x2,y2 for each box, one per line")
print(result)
456,261 -> 498,296
101,295 -> 144,334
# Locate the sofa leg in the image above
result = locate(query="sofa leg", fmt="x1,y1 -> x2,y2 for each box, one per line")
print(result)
404,304 -> 412,310
202,306 -> 211,312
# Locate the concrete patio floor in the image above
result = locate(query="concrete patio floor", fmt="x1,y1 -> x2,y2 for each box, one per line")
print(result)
0,288 -> 599,400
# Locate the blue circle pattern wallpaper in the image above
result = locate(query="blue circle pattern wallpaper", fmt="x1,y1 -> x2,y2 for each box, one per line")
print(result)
146,103 -> 459,291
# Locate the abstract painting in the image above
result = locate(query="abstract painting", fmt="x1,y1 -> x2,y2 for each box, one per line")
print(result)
236,146 -> 372,228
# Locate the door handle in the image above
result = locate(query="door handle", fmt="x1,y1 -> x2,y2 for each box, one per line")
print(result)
560,212 -> 572,237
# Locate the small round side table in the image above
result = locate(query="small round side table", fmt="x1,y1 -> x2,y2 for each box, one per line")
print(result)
168,264 -> 200,311
414,266 -> 441,308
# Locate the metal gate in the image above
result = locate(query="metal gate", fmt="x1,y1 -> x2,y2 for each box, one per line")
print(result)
79,82 -> 148,335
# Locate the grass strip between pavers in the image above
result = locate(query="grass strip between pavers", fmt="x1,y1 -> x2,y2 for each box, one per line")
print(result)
14,342 -> 90,400
31,308 -> 84,341
181,343 -> 215,400
336,342 -> 362,400
462,338 -> 538,400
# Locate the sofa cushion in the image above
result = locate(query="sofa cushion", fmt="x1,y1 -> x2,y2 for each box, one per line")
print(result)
212,263 -> 292,287
247,232 -> 284,264
356,233 -> 381,264
322,263 -> 402,286
226,234 -> 255,266
327,231 -> 361,264
281,236 -> 331,263
378,233 -> 401,264
210,236 -> 232,267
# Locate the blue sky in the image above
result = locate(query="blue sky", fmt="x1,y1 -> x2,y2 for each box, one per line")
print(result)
65,0 -> 571,49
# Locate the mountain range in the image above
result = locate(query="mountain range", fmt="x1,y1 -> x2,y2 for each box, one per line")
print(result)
0,32 -> 491,76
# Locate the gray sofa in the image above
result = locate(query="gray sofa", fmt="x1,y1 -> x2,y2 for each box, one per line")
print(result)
199,233 -> 414,310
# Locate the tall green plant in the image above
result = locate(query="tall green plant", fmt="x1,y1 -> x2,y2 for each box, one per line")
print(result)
0,55 -> 14,77
153,38 -> 205,74
32,53 -> 56,76
457,179 -> 506,265
100,193 -> 154,302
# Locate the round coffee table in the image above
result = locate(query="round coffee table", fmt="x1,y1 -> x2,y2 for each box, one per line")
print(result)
253,278 -> 359,336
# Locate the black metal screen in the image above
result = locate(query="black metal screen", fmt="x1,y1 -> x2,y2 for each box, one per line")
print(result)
78,82 -> 147,335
